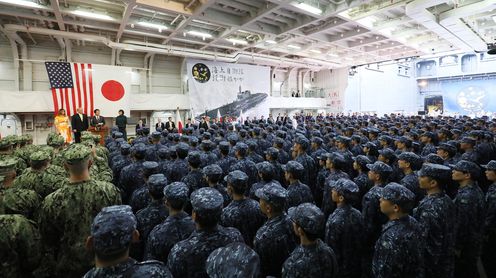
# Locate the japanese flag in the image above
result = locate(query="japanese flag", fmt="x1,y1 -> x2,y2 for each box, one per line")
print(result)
91,64 -> 132,117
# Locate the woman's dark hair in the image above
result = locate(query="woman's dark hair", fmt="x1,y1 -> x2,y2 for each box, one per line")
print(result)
118,109 -> 124,114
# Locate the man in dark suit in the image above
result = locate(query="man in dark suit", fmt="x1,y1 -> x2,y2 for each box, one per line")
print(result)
90,109 -> 105,129
199,117 -> 209,130
165,117 -> 175,131
71,107 -> 89,143
185,118 -> 193,129
155,118 -> 165,131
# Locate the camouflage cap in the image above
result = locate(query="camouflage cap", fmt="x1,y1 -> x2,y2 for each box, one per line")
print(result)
81,132 -> 93,141
460,137 -> 476,145
378,148 -> 396,161
191,187 -> 224,213
224,170 -> 249,188
206,243 -> 260,278
437,143 -> 457,157
233,142 -> 248,153
398,152 -> 422,170
91,205 -> 137,256
63,144 -> 92,164
418,163 -> 452,181
294,136 -> 309,148
151,131 -> 161,139
143,161 -> 159,177
331,178 -> 359,196
482,160 -> 496,171
187,151 -> 202,165
451,160 -> 480,179
2,187 -> 40,217
113,132 -> 124,139
366,161 -> 393,174
353,155 -> 372,169
163,182 -> 189,203
424,153 -> 444,165
264,147 -> 279,158
218,141 -> 230,152
256,161 -> 275,176
132,143 -> 147,156
0,158 -> 18,174
0,137 -> 13,148
282,160 -> 304,176
335,135 -> 351,144
288,203 -> 325,235
30,151 -> 50,162
255,182 -> 288,206
147,174 -> 168,197
311,137 -> 323,145
381,182 -> 415,209
203,164 -> 223,179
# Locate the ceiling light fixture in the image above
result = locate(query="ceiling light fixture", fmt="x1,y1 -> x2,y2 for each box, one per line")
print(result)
72,10 -> 114,21
266,40 -> 277,44
0,0 -> 41,8
227,38 -> 248,45
288,44 -> 301,49
327,53 -> 338,57
138,21 -> 168,32
492,15 -> 496,23
310,49 -> 321,53
187,30 -> 213,39
291,2 -> 323,15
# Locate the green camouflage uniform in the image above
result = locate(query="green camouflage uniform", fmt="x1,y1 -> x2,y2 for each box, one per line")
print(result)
38,144 -> 121,277
0,214 -> 42,278
0,138 -> 27,176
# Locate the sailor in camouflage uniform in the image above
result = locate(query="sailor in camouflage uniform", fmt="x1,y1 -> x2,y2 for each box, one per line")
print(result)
203,164 -> 230,206
182,151 -> 206,194
111,143 -> 132,186
482,160 -> 496,277
362,161 -> 391,277
0,158 -> 18,190
352,155 -> 373,209
216,141 -> 237,177
264,147 -> 285,185
221,170 -> 266,246
129,161 -> 160,213
0,187 -> 42,278
145,132 -> 163,162
134,174 -> 169,260
119,143 -> 147,203
83,205 -> 172,278
39,144 -> 122,277
206,242 -> 260,278
282,203 -> 338,278
322,153 -> 350,217
293,136 -> 316,186
145,182 -> 195,263
168,143 -> 190,182
167,187 -> 243,277
13,151 -> 64,198
414,163 -> 456,278
0,137 -> 27,176
326,178 -> 364,278
372,183 -> 424,278
229,142 -> 258,186
451,160 -> 485,278
254,183 -> 296,277
283,160 -> 314,208
397,152 -> 425,205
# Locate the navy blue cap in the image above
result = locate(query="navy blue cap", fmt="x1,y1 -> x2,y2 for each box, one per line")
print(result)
132,143 -> 147,156
203,164 -> 223,177
224,170 -> 249,188
424,153 -> 444,165
378,148 -> 396,161
418,163 -> 452,181
256,161 -> 274,175
311,137 -> 323,145
218,141 -> 230,151
482,160 -> 496,171
120,143 -> 131,150
187,151 -> 202,165
191,187 -> 224,213
115,138 -> 125,143
328,152 -> 346,167
151,131 -> 161,139
274,137 -> 285,147
264,147 -> 279,158
163,182 -> 189,202
282,160 -> 304,175
206,243 -> 260,278
234,142 -> 248,151
398,152 -> 422,170
255,182 -> 288,206
366,161 -> 393,174
148,174 -> 167,196
460,137 -> 476,145
336,135 -> 351,144
227,134 -> 239,143
157,147 -> 169,158
331,178 -> 359,196
143,161 -> 159,177
114,132 -> 124,138
353,155 -> 372,169
452,160 -> 480,179
294,136 -> 309,148
381,183 -> 415,207
437,143 -> 457,156
288,203 -> 325,235
91,205 -> 136,255
177,142 -> 190,152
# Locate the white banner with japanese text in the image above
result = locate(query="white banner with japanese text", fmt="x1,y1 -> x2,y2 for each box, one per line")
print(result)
186,59 -> 270,120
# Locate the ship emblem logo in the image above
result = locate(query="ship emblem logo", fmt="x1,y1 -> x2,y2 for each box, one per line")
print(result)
192,63 -> 211,83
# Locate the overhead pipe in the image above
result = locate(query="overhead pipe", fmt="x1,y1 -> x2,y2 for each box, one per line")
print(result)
439,0 -> 494,52
142,53 -> 153,94
3,24 -> 327,70
116,49 -> 123,66
65,38 -> 72,62
148,54 -> 155,94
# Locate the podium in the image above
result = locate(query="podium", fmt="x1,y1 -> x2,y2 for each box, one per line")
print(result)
88,126 -> 108,146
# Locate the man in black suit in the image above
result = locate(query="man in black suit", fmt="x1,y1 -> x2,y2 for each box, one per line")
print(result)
71,107 -> 89,143
90,109 -> 105,129
199,117 -> 209,130
155,118 -> 165,131
165,117 -> 175,131
185,118 -> 193,129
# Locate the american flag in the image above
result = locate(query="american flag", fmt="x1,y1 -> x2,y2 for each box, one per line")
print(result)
45,62 -> 95,117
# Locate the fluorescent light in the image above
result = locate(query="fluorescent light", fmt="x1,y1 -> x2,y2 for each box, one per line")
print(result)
291,2 -> 322,15
288,44 -> 301,50
344,57 -> 353,60
72,10 -> 113,21
138,21 -> 168,31
266,40 -> 277,44
227,38 -> 248,45
492,15 -> 496,23
327,53 -> 338,57
310,49 -> 321,54
0,0 -> 41,8
188,30 -> 213,39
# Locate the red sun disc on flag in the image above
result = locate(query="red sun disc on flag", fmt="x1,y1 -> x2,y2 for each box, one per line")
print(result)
101,80 -> 125,101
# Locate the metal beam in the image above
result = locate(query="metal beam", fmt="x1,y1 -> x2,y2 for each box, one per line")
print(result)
116,0 -> 137,41
50,0 -> 66,31
136,0 -> 193,16
348,35 -> 388,47
162,0 -> 218,44
373,16 -> 413,30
